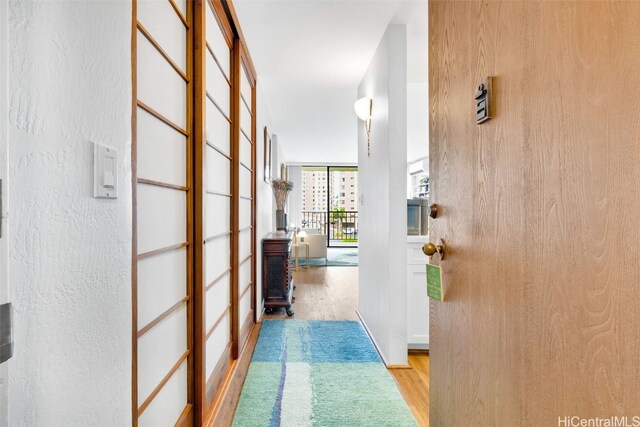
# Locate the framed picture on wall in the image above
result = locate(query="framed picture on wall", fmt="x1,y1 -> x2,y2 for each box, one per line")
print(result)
264,126 -> 272,183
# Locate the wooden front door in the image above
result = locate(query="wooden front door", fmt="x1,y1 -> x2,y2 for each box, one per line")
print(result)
429,1 -> 640,425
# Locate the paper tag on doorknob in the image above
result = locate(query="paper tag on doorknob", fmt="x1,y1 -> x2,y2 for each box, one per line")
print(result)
426,256 -> 443,302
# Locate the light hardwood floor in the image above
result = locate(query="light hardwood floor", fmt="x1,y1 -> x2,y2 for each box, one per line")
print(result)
263,266 -> 359,320
265,266 -> 430,426
390,352 -> 430,426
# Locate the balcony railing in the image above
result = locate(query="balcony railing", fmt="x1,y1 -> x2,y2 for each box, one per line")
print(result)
301,211 -> 358,246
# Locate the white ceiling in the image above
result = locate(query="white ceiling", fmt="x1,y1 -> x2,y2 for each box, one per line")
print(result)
234,0 -> 427,164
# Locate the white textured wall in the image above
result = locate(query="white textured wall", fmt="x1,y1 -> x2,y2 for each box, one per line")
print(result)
8,1 -> 132,425
357,25 -> 408,366
0,1 -> 9,425
256,87 -> 274,317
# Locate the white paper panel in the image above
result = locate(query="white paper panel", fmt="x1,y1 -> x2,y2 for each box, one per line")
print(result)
239,229 -> 252,261
137,107 -> 186,187
137,184 -> 186,254
240,134 -> 251,170
137,304 -> 187,403
241,66 -> 252,106
206,98 -> 231,155
239,257 -> 251,293
138,360 -> 188,427
205,3 -> 230,78
206,53 -> 230,118
137,0 -> 187,73
240,100 -> 251,138
137,31 -> 186,130
240,166 -> 252,199
205,145 -> 230,194
206,272 -> 230,331
239,198 -> 251,230
205,235 -> 230,284
137,246 -> 187,329
239,290 -> 252,328
173,0 -> 187,20
206,194 -> 230,238
206,312 -> 230,379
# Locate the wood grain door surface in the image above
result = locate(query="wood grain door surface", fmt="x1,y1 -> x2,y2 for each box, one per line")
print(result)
429,1 -> 640,425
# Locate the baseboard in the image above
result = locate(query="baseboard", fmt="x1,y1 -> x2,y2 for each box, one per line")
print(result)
256,303 -> 264,323
356,310 -> 390,367
408,343 -> 429,351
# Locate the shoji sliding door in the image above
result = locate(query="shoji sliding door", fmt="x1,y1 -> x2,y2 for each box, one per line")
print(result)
193,1 -> 257,419
238,57 -> 256,350
195,0 -> 234,416
133,0 -> 257,423
132,0 -> 194,426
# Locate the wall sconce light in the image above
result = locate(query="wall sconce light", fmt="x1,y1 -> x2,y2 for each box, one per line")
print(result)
354,97 -> 373,157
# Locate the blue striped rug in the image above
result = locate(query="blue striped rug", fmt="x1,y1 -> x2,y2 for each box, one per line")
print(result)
232,320 -> 417,427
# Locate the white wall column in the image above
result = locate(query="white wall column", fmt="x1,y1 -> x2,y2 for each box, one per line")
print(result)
357,24 -> 408,366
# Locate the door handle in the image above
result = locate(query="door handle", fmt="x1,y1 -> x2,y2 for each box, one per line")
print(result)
423,241 -> 445,260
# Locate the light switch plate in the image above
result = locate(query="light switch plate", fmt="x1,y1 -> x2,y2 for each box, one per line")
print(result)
93,142 -> 118,199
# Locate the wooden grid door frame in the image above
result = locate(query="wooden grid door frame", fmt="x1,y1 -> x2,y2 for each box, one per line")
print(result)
194,0 -> 234,422
131,0 -> 195,425
193,0 -> 259,423
238,31 -> 258,359
130,0 -> 259,425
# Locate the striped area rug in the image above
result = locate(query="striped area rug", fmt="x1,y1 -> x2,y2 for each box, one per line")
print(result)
232,320 -> 417,427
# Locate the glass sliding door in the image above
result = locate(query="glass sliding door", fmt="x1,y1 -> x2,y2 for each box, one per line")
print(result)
300,166 -> 358,248
328,167 -> 358,247
301,167 -> 329,238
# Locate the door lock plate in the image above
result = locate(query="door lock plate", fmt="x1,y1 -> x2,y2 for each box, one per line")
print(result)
0,303 -> 13,364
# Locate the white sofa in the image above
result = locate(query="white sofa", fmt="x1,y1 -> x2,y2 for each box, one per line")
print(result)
297,232 -> 327,265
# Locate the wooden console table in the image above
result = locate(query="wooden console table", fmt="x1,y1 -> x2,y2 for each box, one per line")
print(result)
262,232 -> 294,316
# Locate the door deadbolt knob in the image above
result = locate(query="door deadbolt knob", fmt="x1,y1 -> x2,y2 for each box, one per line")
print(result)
428,204 -> 438,219
423,242 -> 445,260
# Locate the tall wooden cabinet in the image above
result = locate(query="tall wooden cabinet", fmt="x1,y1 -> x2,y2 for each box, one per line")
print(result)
262,232 -> 294,316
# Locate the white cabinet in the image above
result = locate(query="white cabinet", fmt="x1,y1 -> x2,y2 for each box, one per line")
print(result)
407,237 -> 429,349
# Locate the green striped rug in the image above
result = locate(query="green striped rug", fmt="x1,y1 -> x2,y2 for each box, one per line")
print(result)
232,320 -> 417,427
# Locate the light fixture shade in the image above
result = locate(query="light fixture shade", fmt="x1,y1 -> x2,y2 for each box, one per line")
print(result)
298,230 -> 307,238
354,97 -> 372,121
